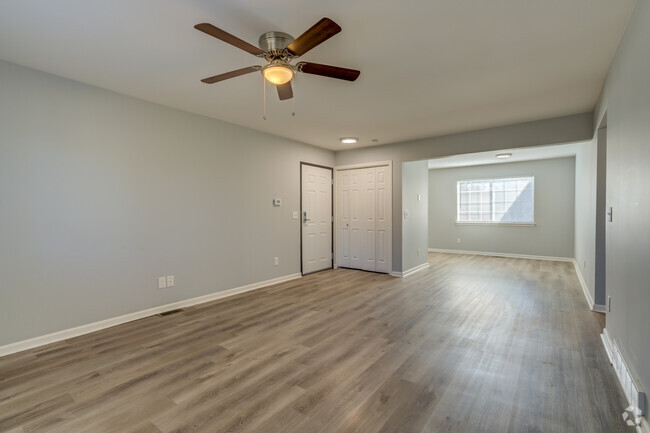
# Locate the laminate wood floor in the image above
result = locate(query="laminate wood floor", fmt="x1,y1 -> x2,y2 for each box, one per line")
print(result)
0,253 -> 632,433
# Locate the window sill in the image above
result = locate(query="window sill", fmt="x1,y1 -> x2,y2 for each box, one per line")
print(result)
455,222 -> 536,227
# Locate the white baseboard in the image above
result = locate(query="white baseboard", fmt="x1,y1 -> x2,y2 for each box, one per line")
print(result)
639,418 -> 650,433
601,328 -> 648,430
390,262 -> 430,278
572,259 -> 596,310
427,248 -> 573,262
0,273 -> 302,358
592,303 -> 607,313
571,260 -> 608,313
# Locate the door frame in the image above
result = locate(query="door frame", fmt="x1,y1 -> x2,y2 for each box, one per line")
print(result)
334,160 -> 393,273
300,162 -> 334,276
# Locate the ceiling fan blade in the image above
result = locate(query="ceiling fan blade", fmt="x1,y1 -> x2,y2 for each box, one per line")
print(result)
276,82 -> 293,100
201,66 -> 259,84
297,62 -> 360,81
285,18 -> 341,57
195,23 -> 265,56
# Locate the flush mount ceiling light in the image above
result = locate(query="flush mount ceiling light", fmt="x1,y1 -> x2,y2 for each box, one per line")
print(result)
262,63 -> 294,85
340,137 -> 358,144
496,153 -> 512,159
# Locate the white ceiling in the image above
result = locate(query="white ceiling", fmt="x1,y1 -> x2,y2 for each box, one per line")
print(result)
0,0 -> 636,151
427,142 -> 584,170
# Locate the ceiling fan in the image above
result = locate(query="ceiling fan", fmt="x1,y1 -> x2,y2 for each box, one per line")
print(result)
194,18 -> 360,100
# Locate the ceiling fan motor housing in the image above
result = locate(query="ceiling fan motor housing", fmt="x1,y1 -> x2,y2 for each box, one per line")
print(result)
258,31 -> 294,52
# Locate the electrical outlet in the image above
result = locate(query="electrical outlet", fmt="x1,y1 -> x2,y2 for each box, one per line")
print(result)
158,277 -> 166,289
274,257 -> 279,266
167,275 -> 174,287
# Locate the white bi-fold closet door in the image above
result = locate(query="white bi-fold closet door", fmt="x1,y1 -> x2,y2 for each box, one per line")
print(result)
337,165 -> 391,274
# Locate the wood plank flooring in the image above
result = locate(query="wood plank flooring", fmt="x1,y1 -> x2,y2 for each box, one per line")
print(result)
0,253 -> 632,432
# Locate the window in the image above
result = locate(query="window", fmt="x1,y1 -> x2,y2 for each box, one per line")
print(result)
457,176 -> 534,223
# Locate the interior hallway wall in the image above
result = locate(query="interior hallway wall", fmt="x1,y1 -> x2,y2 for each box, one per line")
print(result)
574,140 -> 598,304
593,0 -> 650,402
402,160 -> 429,272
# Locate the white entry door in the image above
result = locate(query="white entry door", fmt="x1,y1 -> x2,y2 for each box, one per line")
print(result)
301,163 -> 333,275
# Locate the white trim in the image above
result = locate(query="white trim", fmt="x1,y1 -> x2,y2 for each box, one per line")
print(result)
334,160 -> 392,171
427,248 -> 572,262
0,273 -> 302,357
572,259 -> 596,310
601,328 -> 648,429
390,262 -> 430,278
592,303 -> 607,313
601,329 -> 614,364
455,222 -> 536,227
571,260 -> 607,312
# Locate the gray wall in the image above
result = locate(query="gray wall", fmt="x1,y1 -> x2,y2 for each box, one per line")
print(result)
593,0 -> 650,398
428,158 -> 575,258
335,112 -> 593,272
402,161 -> 429,272
574,140 -> 598,302
0,60 -> 334,346
594,127 -> 607,306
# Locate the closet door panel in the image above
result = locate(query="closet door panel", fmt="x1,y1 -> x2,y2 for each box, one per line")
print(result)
375,165 -> 392,273
337,171 -> 350,268
360,167 -> 376,271
349,170 -> 362,269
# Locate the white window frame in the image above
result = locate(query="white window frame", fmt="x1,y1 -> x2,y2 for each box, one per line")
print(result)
456,176 -> 535,226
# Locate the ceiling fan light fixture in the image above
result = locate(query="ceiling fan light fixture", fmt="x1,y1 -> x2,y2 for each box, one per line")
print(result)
262,64 -> 294,85
340,137 -> 358,144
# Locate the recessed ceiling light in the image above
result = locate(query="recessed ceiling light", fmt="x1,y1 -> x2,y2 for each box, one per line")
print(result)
496,153 -> 512,159
340,137 -> 358,144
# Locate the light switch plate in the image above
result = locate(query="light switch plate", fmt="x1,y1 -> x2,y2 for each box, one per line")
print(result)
403,210 -> 409,219
292,211 -> 299,219
158,277 -> 166,289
